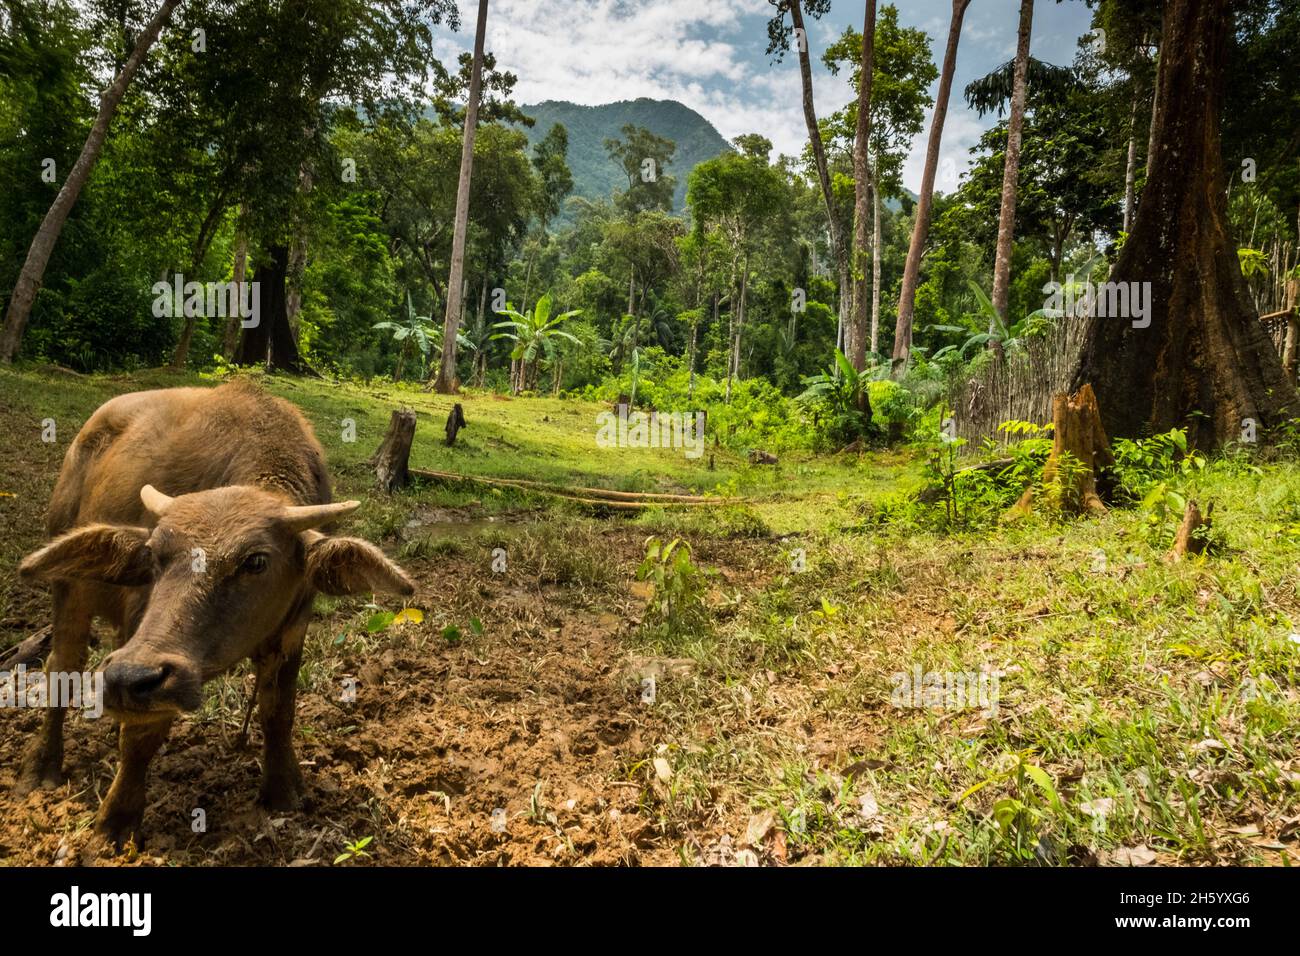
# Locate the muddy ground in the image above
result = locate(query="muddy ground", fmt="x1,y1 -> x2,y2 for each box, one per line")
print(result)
1,518 -> 755,867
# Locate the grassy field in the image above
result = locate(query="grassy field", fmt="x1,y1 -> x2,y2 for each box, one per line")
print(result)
1,365 -> 1299,866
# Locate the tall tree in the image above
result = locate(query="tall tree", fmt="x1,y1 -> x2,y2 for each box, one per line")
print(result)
892,0 -> 972,370
848,0 -> 876,372
1072,0 -> 1293,446
767,1 -> 851,365
987,0 -> 1034,335
434,0 -> 488,394
0,0 -> 181,363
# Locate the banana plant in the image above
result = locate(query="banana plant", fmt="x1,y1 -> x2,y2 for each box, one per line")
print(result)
492,292 -> 582,394
374,293 -> 474,381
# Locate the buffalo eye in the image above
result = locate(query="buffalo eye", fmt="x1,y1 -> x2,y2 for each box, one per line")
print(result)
240,553 -> 270,575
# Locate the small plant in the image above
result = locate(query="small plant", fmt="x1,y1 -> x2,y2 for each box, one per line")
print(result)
1112,428 -> 1205,499
334,835 -> 374,865
797,349 -> 881,448
959,752 -> 1068,864
636,536 -> 713,636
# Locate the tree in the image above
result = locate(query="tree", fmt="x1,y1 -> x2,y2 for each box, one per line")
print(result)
604,125 -> 677,215
767,1 -> 852,364
825,5 -> 937,356
1071,0 -> 1294,447
434,0 -> 488,394
892,0 -> 972,370
687,149 -> 788,401
0,0 -> 180,363
846,0 -> 876,373
982,0 -> 1034,338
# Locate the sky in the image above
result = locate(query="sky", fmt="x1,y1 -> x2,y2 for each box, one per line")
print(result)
430,0 -> 1097,194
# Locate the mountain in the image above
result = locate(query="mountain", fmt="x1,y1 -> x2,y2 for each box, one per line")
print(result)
514,98 -> 734,214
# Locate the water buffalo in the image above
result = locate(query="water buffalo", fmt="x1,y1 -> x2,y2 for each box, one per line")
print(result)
14,380 -> 414,847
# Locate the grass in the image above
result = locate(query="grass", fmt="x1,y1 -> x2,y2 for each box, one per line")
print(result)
2,363 -> 1299,865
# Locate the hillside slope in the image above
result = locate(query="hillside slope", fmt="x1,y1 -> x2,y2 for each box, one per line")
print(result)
515,98 -> 734,213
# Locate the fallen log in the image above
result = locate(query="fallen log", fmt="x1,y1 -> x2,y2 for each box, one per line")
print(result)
409,467 -> 730,506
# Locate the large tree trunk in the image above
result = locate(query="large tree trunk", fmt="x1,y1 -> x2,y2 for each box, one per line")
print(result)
989,0 -> 1034,329
848,0 -> 877,371
233,245 -> 305,373
433,0 -> 488,394
892,0 -> 972,371
0,0 -> 181,363
789,0 -> 850,356
1071,0 -> 1293,447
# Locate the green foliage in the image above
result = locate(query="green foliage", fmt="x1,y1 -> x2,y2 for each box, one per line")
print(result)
796,349 -> 879,448
636,536 -> 713,637
1111,429 -> 1206,500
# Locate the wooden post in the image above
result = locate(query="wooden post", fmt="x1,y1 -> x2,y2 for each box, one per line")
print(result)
1282,278 -> 1299,387
444,403 -> 467,447
372,409 -> 416,493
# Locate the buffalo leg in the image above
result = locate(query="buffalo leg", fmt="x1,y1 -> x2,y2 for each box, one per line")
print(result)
16,582 -> 92,794
96,717 -> 174,849
255,622 -> 307,810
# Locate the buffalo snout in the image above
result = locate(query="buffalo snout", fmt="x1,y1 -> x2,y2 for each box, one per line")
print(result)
102,652 -> 203,716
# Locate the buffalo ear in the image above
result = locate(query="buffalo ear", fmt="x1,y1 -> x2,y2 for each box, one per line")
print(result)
19,524 -> 153,586
305,536 -> 415,597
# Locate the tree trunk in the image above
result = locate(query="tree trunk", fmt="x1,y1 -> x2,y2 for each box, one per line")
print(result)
0,0 -> 181,363
172,189 -> 230,369
870,166 -> 882,356
1010,384 -> 1113,517
892,0 -> 972,370
789,0 -> 849,351
234,245 -> 304,373
373,409 -> 417,493
1071,0 -> 1293,447
989,0 -> 1034,329
222,203 -> 250,360
1122,81 -> 1140,234
848,0 -> 877,371
433,0 -> 489,395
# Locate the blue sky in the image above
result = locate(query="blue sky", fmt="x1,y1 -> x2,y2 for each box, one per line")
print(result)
431,0 -> 1096,193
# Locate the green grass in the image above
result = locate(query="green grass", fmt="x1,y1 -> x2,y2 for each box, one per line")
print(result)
3,364 -> 1298,866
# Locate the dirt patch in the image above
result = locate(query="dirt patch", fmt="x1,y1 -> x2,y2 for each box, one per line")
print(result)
0,532 -> 701,867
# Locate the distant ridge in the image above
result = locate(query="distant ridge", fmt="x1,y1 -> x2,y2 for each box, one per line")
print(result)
514,98 -> 735,213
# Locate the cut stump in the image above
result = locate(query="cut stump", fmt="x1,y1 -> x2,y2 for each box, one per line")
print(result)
1167,499 -> 1213,561
373,409 -> 416,493
445,403 -> 467,446
1010,383 -> 1113,518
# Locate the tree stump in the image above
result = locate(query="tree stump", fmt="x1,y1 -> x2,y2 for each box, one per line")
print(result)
1010,383 -> 1113,518
1167,499 -> 1213,561
372,409 -> 416,493
445,403 -> 467,446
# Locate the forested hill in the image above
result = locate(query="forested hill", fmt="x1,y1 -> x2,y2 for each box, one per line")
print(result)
516,98 -> 735,212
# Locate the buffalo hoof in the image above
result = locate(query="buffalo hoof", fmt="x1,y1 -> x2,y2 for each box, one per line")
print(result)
15,744 -> 65,796
95,803 -> 146,852
258,769 -> 305,811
